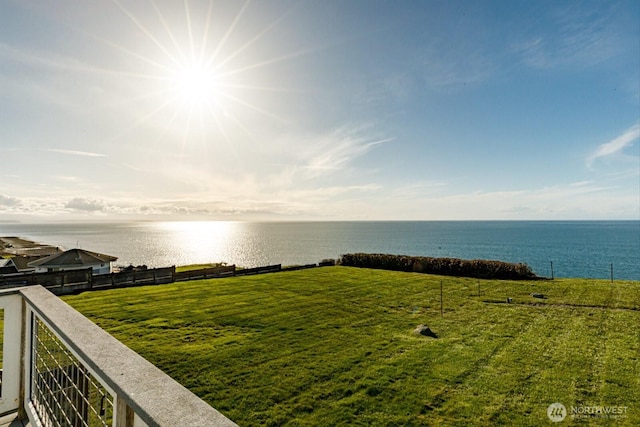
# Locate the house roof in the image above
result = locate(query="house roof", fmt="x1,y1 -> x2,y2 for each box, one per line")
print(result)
10,255 -> 36,271
28,248 -> 118,267
0,258 -> 19,274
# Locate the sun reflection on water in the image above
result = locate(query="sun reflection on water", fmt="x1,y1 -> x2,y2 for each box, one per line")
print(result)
156,221 -> 240,266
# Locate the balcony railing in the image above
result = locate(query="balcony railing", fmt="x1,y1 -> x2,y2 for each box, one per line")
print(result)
0,286 -> 237,427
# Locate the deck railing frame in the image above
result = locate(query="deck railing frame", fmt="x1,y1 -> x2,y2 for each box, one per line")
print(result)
0,286 -> 237,427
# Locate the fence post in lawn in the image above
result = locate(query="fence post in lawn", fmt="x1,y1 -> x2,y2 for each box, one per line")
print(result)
610,263 -> 614,284
550,261 -> 554,280
440,280 -> 443,317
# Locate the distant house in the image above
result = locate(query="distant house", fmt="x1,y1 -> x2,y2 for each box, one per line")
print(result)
0,258 -> 19,275
0,256 -> 39,275
28,248 -> 118,274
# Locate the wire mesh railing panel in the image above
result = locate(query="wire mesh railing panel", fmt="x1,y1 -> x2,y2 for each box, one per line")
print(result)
31,315 -> 114,427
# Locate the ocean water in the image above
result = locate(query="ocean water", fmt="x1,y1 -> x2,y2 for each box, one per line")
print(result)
1,221 -> 638,280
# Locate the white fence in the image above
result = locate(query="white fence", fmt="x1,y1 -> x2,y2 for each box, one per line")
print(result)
0,286 -> 237,427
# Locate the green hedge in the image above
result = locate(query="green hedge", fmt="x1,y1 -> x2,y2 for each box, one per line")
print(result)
339,253 -> 540,280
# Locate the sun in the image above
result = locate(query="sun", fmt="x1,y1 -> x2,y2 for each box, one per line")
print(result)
170,61 -> 222,107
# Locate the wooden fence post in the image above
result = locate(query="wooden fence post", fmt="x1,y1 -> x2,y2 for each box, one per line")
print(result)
440,280 -> 443,317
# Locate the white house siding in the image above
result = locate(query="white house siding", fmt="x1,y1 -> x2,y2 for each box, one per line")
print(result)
34,262 -> 112,274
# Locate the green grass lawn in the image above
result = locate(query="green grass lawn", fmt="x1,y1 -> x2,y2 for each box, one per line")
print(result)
62,267 -> 640,426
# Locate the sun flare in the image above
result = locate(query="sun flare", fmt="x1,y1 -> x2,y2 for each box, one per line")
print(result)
104,0 -> 296,143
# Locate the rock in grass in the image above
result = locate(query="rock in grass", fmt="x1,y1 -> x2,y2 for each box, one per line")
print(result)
531,293 -> 546,299
414,324 -> 438,338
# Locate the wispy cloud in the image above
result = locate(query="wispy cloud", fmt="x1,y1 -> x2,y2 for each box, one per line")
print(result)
588,124 -> 640,167
0,42 -> 76,72
353,71 -> 415,106
512,4 -> 624,70
45,149 -> 107,157
54,175 -> 82,183
300,126 -> 393,177
419,49 -> 493,90
376,180 -> 637,220
305,137 -> 391,173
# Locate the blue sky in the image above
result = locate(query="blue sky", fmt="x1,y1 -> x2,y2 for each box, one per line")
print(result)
0,0 -> 638,221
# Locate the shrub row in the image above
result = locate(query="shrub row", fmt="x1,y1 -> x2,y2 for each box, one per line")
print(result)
339,253 -> 540,280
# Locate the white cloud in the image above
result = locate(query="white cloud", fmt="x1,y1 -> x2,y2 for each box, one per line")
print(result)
3,174 -> 638,221
588,124 -> 640,166
0,194 -> 20,207
45,149 -> 108,158
65,198 -> 107,212
0,197 -> 68,219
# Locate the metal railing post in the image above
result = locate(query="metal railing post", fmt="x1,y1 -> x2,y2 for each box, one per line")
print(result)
17,297 -> 27,421
0,292 -> 24,416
